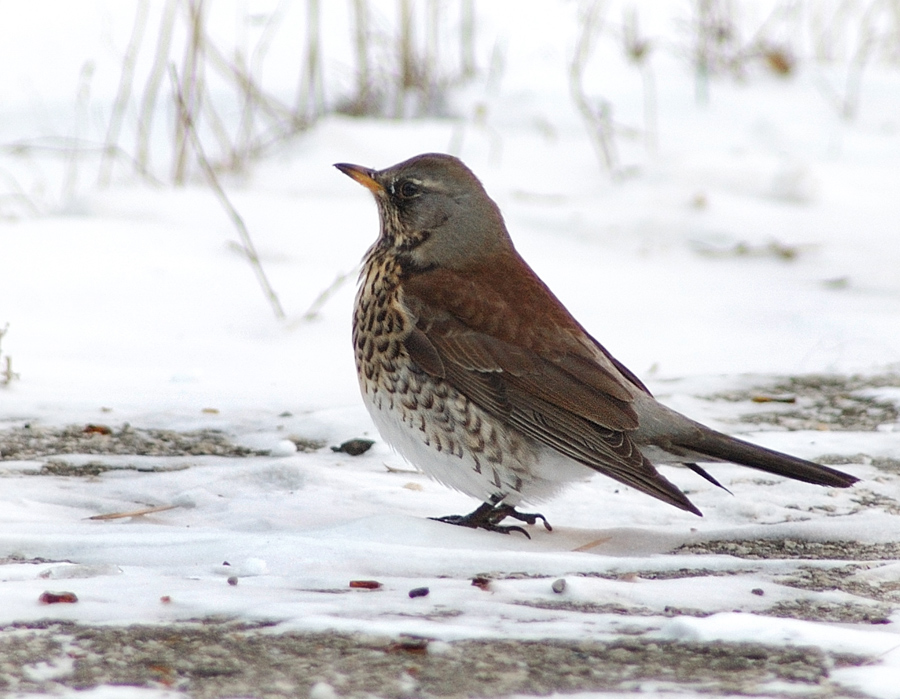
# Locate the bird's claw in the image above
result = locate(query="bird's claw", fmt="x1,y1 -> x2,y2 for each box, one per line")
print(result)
430,501 -> 551,537
501,507 -> 553,531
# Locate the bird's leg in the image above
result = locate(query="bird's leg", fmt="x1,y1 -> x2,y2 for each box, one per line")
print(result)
430,498 -> 551,537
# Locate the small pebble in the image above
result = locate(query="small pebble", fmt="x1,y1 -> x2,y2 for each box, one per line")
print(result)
227,576 -> 239,586
349,580 -> 383,590
389,638 -> 429,654
331,438 -> 375,456
408,587 -> 429,598
39,591 -> 78,604
551,578 -> 567,594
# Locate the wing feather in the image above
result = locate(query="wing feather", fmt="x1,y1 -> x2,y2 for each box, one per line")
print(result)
400,255 -> 699,513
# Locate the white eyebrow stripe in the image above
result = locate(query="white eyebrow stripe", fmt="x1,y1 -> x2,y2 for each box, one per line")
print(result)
390,177 -> 429,196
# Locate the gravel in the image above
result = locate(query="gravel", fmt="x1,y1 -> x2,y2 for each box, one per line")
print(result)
674,539 -> 900,561
0,622 -> 871,699
711,373 -> 900,432
0,424 -> 269,460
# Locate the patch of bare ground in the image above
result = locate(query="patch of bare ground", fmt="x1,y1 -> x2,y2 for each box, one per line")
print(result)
674,539 -> 900,561
0,622 -> 872,699
710,373 -> 900,431
0,424 -> 269,459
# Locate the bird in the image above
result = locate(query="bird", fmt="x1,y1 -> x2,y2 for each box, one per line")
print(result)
335,153 -> 857,536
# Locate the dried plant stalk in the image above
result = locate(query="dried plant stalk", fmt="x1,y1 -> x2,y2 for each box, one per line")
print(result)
136,0 -> 178,176
170,66 -> 285,320
99,0 -> 150,186
173,0 -> 207,184
569,0 -> 618,176
0,324 -> 18,386
296,0 -> 324,122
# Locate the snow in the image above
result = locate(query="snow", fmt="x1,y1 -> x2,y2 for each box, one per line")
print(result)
2,1 -> 900,697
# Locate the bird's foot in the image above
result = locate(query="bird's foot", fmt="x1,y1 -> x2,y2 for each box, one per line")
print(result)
494,504 -> 553,532
430,502 -> 552,538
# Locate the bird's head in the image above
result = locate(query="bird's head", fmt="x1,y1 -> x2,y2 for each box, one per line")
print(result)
335,153 -> 512,272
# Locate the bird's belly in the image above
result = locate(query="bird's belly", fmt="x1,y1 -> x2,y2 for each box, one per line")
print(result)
359,371 -> 588,505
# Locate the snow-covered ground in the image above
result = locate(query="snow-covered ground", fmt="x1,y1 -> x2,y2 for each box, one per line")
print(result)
2,2 -> 900,697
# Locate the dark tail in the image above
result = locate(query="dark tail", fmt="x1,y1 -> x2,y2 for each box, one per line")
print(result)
678,431 -> 857,488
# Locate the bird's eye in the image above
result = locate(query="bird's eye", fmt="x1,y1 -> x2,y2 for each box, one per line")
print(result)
397,180 -> 420,198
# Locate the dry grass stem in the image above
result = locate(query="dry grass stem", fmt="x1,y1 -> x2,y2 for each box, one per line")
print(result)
0,324 -> 19,387
296,0 -> 324,123
622,6 -> 657,154
135,0 -> 178,176
291,269 -> 357,328
350,0 -> 373,114
569,0 -> 619,176
99,0 -> 150,186
236,0 -> 290,159
173,0 -> 207,184
62,62 -> 95,206
89,504 -> 180,521
170,66 -> 285,321
396,0 -> 414,117
460,0 -> 476,78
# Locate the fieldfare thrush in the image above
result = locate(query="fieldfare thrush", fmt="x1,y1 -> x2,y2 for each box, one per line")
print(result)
335,153 -> 857,536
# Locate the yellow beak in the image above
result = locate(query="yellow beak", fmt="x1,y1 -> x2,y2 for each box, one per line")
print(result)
334,163 -> 384,193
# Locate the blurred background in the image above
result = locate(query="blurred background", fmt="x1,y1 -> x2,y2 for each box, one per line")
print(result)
3,0 -> 899,213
